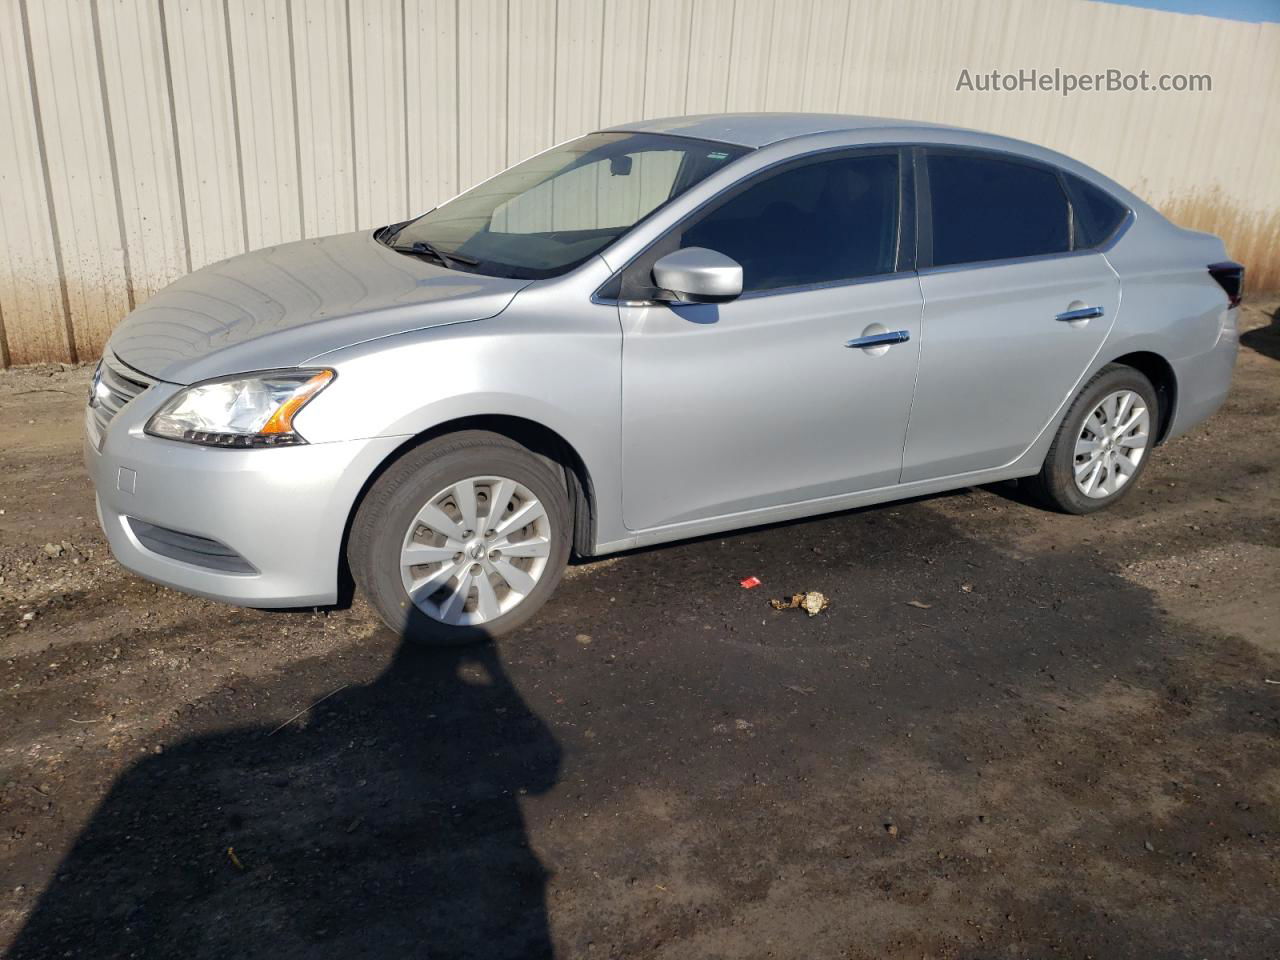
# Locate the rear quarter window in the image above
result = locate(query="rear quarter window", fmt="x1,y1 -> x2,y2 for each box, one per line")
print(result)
1063,174 -> 1129,248
925,152 -> 1071,267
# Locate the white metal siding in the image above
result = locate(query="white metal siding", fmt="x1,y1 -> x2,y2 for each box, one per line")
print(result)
0,0 -> 1277,364
0,0 -> 71,365
25,0 -> 131,360
229,0 -> 303,251
97,0 -> 189,301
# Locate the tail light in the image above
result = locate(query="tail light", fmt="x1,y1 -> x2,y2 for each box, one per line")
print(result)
1208,261 -> 1244,308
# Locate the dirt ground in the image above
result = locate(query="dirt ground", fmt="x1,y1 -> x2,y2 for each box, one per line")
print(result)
1,299 -> 1278,959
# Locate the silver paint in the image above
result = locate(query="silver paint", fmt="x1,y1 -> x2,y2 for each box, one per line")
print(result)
651,247 -> 744,302
88,113 -> 1239,608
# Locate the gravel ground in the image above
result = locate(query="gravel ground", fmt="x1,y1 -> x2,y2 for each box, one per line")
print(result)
1,298 -> 1277,959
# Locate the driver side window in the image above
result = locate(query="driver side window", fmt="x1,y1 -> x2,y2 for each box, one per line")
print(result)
679,152 -> 901,293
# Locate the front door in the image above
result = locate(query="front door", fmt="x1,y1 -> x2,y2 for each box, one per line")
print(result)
619,150 -> 923,532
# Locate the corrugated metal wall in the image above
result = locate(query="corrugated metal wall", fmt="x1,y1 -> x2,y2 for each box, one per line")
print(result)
1,0 -> 1277,367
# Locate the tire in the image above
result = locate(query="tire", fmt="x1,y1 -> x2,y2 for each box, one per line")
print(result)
349,430 -> 572,645
1028,364 -> 1159,515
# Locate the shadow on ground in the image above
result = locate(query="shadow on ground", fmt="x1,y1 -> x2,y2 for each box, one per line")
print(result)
8,642 -> 561,959
1240,305 -> 1280,360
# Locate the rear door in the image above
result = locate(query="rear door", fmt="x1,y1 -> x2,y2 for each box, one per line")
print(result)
617,149 -> 923,531
901,148 -> 1121,482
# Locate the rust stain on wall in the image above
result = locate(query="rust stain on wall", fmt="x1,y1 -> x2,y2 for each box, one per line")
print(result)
0,273 -> 125,367
0,280 -> 75,367
1157,189 -> 1280,294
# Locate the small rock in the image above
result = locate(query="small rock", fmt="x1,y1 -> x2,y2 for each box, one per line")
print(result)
42,543 -> 63,559
1144,840 -> 1155,852
734,718 -> 752,731
21,612 -> 36,622
885,823 -> 899,838
575,634 -> 592,645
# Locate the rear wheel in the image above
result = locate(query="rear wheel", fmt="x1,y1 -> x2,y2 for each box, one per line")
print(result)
350,431 -> 571,645
1029,364 -> 1158,514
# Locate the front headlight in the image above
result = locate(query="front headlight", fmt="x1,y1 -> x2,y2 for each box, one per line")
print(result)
145,369 -> 334,447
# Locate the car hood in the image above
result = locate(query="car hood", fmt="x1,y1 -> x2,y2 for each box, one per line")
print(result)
105,231 -> 531,383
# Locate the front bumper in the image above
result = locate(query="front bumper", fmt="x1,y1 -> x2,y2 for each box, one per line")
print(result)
86,384 -> 406,607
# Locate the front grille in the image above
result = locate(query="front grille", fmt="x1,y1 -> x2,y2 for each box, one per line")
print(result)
126,518 -> 258,574
88,354 -> 155,448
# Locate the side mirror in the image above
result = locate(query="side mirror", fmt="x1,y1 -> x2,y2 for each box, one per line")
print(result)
652,247 -> 743,304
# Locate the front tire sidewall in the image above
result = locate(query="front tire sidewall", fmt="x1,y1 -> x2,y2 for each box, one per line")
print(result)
352,437 -> 571,645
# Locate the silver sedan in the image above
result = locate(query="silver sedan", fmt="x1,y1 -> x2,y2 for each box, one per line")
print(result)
86,113 -> 1241,644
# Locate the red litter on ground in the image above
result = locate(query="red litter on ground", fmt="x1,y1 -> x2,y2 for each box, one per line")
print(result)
739,576 -> 762,589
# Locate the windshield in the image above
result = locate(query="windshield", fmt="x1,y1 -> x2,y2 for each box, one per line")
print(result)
384,132 -> 749,279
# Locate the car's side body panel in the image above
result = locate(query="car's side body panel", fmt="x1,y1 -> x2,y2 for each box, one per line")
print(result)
904,253 -> 1121,481
619,274 -> 923,530
1099,213 -> 1237,440
294,256 -> 630,553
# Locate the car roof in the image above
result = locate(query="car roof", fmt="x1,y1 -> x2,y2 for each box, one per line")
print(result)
600,112 -> 1151,215
603,112 -> 961,148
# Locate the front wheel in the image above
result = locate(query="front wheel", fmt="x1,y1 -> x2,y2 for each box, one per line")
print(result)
1029,364 -> 1158,515
349,431 -> 571,645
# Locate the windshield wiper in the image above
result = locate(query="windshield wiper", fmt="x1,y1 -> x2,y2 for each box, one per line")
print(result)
387,239 -> 478,270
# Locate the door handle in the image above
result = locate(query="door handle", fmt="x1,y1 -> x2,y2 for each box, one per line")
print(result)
845,330 -> 910,349
1056,305 -> 1104,323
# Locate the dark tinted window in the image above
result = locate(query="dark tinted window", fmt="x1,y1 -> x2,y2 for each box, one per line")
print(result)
1064,174 -> 1128,248
679,153 -> 900,292
926,152 -> 1070,266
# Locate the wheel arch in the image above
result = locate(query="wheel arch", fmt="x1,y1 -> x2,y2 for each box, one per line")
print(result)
1106,350 -> 1177,444
339,416 -> 598,596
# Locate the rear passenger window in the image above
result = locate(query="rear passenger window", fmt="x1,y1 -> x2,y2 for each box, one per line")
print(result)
680,153 -> 900,292
1063,174 -> 1128,248
925,153 -> 1070,266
